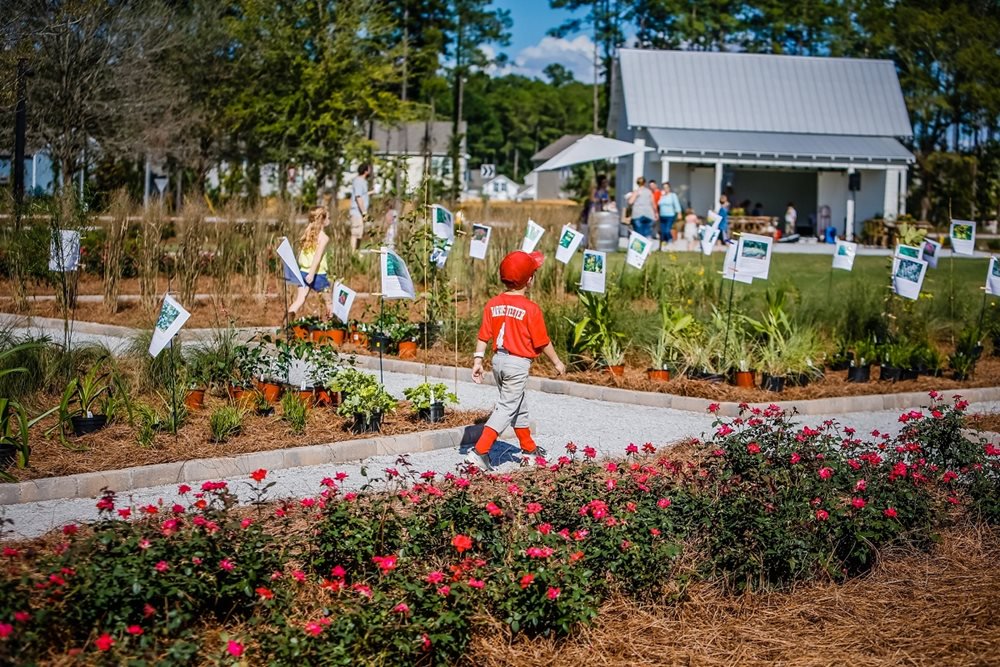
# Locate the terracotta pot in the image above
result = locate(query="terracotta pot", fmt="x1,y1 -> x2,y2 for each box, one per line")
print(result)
607,365 -> 625,377
184,389 -> 206,410
733,370 -> 755,388
352,332 -> 369,347
296,390 -> 316,408
398,341 -> 418,359
330,328 -> 346,345
255,381 -> 282,403
227,385 -> 245,401
646,369 -> 670,382
292,325 -> 310,340
314,388 -> 342,407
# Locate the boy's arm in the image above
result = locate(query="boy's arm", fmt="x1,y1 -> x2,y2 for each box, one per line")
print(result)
540,342 -> 566,376
471,339 -> 489,384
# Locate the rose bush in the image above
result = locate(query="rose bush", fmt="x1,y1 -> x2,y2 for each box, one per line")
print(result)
0,394 -> 996,665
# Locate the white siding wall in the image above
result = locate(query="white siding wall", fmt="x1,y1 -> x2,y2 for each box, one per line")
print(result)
817,171 -> 849,235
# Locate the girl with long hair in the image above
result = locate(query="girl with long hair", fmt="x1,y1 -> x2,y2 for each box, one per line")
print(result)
287,206 -> 331,317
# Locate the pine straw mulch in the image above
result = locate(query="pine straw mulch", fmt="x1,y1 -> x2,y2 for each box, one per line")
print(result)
13,394 -> 488,481
966,412 -> 1000,434
352,344 -> 1000,405
467,524 -> 1000,667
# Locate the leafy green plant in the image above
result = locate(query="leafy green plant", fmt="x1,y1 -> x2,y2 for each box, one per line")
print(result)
185,328 -> 240,393
280,392 -> 309,434
337,384 -> 397,421
644,331 -> 671,370
566,290 -> 624,363
59,363 -> 113,423
600,337 -> 625,366
402,382 -> 457,410
210,405 -> 245,443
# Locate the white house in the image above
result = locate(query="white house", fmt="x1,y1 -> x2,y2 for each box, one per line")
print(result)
465,173 -> 522,202
609,49 -> 915,239
369,121 -> 467,197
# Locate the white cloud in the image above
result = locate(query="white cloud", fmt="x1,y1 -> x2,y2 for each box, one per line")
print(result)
511,35 -> 598,84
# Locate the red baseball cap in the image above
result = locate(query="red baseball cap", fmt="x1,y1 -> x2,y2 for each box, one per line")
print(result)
499,251 -> 544,287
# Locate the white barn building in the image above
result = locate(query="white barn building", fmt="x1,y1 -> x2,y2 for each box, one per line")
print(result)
609,49 -> 915,238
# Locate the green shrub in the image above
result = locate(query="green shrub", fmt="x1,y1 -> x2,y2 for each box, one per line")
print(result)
280,392 -> 308,434
209,405 -> 243,443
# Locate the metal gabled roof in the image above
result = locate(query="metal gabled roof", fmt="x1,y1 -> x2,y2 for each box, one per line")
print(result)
619,49 -> 913,138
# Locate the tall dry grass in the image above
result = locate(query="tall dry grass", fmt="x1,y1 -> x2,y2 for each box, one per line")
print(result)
102,189 -> 131,314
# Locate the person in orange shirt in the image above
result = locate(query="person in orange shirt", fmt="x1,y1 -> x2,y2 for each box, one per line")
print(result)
467,250 -> 566,471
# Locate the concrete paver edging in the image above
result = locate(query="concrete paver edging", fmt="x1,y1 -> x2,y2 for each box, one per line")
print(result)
350,355 -> 1000,417
0,424 -> 485,506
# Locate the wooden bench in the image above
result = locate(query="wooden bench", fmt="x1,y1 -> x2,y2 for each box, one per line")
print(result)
729,216 -> 779,235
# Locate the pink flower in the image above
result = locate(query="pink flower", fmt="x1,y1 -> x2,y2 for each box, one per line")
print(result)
708,403 -> 720,413
452,534 -> 473,553
241,518 -> 253,529
520,573 -> 535,589
304,622 -> 325,636
854,479 -> 867,492
818,467 -> 834,480
605,478 -> 617,491
884,507 -> 898,518
437,585 -> 451,596
712,449 -> 725,457
250,469 -> 268,482
372,555 -> 398,572
178,484 -> 191,494
657,498 -> 672,509
851,497 -> 866,509
425,571 -> 445,584
393,603 -> 410,614
227,641 -> 244,657
746,442 -> 761,454
117,508 -> 132,519
13,611 -> 29,623
815,509 -> 829,521
256,587 -> 274,600
790,452 -> 801,464
0,623 -> 11,639
95,633 -> 114,651
330,565 -> 346,579
525,503 -> 543,515
546,586 -> 561,600
154,561 -> 169,573
468,578 -> 485,589
219,559 -> 235,572
583,446 -> 597,459
625,443 -> 638,455
485,502 -> 503,517
537,523 -> 552,535
126,625 -> 143,636
716,424 -> 734,437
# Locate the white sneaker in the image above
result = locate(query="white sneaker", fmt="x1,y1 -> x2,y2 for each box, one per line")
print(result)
464,449 -> 494,472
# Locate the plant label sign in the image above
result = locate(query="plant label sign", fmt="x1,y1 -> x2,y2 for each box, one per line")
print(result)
48,229 -> 81,272
949,219 -> 976,256
832,240 -> 857,271
723,242 -> 753,284
430,205 -> 455,243
892,256 -> 928,301
381,247 -> 415,300
149,293 -> 191,357
331,281 -> 357,323
521,219 -> 545,253
555,225 -> 584,264
922,239 -> 941,269
626,231 -> 652,270
580,249 -> 606,293
987,256 -> 1000,296
895,244 -> 922,260
735,233 -> 773,280
469,224 -> 491,260
700,226 -> 720,256
706,210 -> 722,227
276,237 -> 306,287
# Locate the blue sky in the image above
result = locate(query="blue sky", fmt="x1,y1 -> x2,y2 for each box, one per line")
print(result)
494,0 -> 596,83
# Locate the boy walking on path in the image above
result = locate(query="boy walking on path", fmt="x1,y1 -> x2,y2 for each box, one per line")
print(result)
467,250 -> 566,471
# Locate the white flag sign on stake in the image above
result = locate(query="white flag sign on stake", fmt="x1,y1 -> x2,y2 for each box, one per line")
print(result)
555,225 -> 584,264
431,205 -> 455,242
626,231 -> 653,270
700,226 -> 720,256
149,293 -> 191,358
521,219 -> 545,253
735,233 -> 773,280
723,242 -> 753,284
892,256 -> 928,301
832,240 -> 857,271
986,256 -> 1000,296
949,219 -> 976,256
331,281 -> 357,323
277,237 -> 306,287
49,230 -> 81,272
922,239 -> 941,269
381,247 -> 416,299
580,249 -> 607,293
469,224 -> 492,260
895,244 -> 922,260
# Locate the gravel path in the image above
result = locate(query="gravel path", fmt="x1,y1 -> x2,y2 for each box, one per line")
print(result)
3,324 -> 997,541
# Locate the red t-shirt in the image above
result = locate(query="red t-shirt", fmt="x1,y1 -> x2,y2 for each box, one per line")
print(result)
477,293 -> 550,359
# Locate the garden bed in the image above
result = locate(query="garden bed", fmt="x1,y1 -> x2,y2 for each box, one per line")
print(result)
8,396 -> 488,482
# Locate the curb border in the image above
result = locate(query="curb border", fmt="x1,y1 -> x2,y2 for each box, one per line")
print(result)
0,424 -> 484,506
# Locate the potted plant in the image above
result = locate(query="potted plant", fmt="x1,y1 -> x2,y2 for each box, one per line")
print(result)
758,341 -> 788,393
59,364 -> 113,436
254,392 -> 274,417
847,339 -> 875,383
183,365 -> 208,410
949,352 -> 975,381
310,345 -> 345,407
644,332 -> 671,382
392,322 -> 421,359
403,382 -> 458,423
729,338 -> 757,388
600,338 -> 626,377
231,343 -> 263,400
350,321 -> 370,348
312,318 -> 346,346
289,315 -> 320,341
878,342 -> 903,382
337,383 -> 397,433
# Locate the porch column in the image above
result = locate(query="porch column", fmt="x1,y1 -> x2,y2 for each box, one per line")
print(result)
660,157 -> 670,185
631,137 -> 646,184
882,168 -> 901,221
898,167 -> 908,216
713,161 -> 723,211
845,167 -> 856,242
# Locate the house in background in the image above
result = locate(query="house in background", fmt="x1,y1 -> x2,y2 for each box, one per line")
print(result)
526,134 -> 581,200
609,49 -> 914,239
369,121 -> 467,196
0,149 -> 56,195
465,172 -> 522,202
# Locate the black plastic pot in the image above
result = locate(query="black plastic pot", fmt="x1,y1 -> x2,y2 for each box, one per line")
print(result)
879,365 -> 901,382
761,374 -> 786,392
972,344 -> 984,360
900,368 -> 919,381
0,442 -> 17,469
953,371 -> 969,381
369,334 -> 392,354
829,359 -> 851,372
993,336 -> 1000,356
351,411 -> 383,434
418,403 -> 446,423
847,365 -> 871,383
71,414 -> 108,436
257,406 -> 275,417
789,372 -> 811,387
700,372 -> 726,384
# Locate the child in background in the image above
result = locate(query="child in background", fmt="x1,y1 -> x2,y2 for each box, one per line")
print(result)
467,251 -> 566,471
683,208 -> 699,251
287,206 -> 331,317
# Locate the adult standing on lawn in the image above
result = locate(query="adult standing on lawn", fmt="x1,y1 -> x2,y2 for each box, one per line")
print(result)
657,182 -> 682,250
628,177 -> 657,239
467,250 -> 566,471
349,163 -> 371,251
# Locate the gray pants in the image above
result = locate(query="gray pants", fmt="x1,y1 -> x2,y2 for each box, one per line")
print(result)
485,352 -> 531,434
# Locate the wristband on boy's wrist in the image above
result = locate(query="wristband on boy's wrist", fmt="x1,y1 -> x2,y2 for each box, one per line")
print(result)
473,353 -> 484,359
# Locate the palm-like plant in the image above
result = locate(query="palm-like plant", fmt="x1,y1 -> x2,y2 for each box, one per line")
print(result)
1,342 -> 57,475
